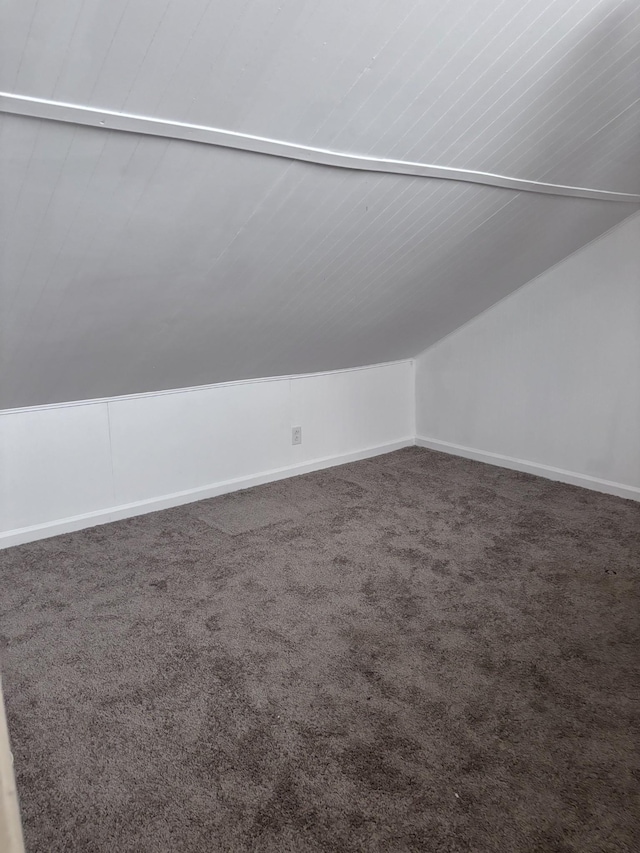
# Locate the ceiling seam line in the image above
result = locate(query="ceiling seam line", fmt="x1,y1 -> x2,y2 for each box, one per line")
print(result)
1,92 -> 639,204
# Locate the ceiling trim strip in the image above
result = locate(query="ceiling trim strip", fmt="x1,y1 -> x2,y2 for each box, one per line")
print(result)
1,92 -> 639,204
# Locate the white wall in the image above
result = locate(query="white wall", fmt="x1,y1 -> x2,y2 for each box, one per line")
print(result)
416,213 -> 640,500
3,213 -> 637,550
0,361 -> 414,547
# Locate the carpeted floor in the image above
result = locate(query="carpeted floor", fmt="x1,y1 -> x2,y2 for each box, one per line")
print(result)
1,447 -> 639,852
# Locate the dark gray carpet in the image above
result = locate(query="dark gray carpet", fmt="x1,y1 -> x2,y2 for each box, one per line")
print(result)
1,447 -> 639,852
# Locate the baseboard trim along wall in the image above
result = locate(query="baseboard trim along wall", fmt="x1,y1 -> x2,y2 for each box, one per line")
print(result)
3,429 -> 638,550
0,360 -> 415,549
2,349 -> 636,550
416,436 -> 640,503
0,438 -> 413,550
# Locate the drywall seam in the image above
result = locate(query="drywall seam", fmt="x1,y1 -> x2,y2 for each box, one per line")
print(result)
0,359 -> 411,416
409,359 -> 417,439
415,437 -> 640,502
1,92 -> 639,204
0,438 -> 414,549
413,208 -> 640,360
105,403 -> 117,508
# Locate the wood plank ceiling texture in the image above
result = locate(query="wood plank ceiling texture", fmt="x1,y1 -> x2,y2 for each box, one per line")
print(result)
1,0 -> 639,408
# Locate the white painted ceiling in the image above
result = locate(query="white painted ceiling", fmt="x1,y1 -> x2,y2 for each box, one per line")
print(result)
1,0 -> 639,406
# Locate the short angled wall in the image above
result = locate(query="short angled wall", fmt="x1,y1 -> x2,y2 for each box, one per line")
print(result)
0,361 -> 414,548
415,213 -> 640,502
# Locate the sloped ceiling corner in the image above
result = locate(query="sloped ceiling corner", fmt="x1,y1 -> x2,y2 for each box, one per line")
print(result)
1,0 -> 639,407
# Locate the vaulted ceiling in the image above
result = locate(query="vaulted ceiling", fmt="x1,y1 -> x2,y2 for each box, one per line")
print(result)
1,0 -> 639,407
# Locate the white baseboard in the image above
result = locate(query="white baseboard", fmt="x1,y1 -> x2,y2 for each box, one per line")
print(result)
6,431 -> 635,550
416,436 -> 640,502
0,438 -> 414,549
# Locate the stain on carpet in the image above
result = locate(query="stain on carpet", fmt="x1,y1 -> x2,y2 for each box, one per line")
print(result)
1,447 -> 639,852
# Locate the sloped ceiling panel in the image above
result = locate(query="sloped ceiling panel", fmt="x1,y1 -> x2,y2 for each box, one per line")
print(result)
4,0 -> 639,189
1,115 -> 634,408
1,0 -> 639,406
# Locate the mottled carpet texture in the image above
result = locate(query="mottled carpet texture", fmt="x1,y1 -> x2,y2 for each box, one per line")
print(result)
1,448 -> 639,853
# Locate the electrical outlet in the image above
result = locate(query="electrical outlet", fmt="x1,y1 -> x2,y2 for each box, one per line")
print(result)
292,426 -> 302,445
